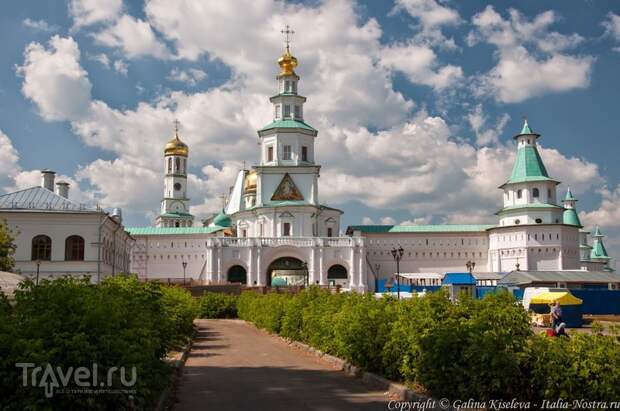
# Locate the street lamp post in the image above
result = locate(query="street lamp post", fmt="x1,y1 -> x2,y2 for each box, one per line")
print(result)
182,260 -> 187,285
301,261 -> 309,287
391,246 -> 404,299
35,260 -> 41,286
466,260 -> 476,273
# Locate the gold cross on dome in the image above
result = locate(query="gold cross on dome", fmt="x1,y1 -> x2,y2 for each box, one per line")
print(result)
281,25 -> 295,52
173,119 -> 181,135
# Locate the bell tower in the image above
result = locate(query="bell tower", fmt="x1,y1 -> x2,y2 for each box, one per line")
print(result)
156,120 -> 194,228
255,25 -> 320,207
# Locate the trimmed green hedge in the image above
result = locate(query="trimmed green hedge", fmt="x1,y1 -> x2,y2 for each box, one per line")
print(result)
199,292 -> 238,319
237,286 -> 620,401
0,275 -> 198,410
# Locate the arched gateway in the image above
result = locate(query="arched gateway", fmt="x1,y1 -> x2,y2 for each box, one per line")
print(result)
267,257 -> 307,286
227,265 -> 247,284
327,264 -> 348,287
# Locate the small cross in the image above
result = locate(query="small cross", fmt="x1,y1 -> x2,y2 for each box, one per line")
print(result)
281,25 -> 295,53
242,160 -> 246,170
219,193 -> 227,208
173,119 -> 181,135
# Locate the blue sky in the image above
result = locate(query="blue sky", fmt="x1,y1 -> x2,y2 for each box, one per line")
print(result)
1,0 -> 619,260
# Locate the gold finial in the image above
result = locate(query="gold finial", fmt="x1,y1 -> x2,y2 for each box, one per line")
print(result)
278,25 -> 298,77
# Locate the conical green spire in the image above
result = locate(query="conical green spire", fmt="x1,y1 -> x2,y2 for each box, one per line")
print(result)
590,226 -> 610,260
593,225 -> 603,237
564,187 -> 576,202
521,119 -> 533,134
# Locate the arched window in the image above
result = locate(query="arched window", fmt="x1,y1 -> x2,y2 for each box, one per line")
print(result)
175,157 -> 180,173
32,235 -> 52,261
517,189 -> 522,199
532,188 -> 540,198
167,158 -> 172,173
65,235 -> 85,261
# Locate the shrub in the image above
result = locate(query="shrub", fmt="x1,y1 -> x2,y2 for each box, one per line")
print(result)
415,291 -> 531,400
524,333 -> 620,402
199,292 -> 238,319
238,291 -> 290,333
0,275 -> 198,410
332,293 -> 397,373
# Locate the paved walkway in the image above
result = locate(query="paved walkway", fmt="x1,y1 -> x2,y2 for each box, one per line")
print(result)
174,319 -> 389,411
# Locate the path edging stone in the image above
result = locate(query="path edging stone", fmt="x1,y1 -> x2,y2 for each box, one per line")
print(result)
154,337 -> 193,411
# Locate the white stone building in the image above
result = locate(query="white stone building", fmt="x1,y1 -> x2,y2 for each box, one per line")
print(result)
129,43 -> 366,290
128,40 -> 612,291
0,170 -> 134,282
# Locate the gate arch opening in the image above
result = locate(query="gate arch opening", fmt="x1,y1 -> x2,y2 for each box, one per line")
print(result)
227,265 -> 247,284
327,264 -> 348,287
267,257 -> 307,286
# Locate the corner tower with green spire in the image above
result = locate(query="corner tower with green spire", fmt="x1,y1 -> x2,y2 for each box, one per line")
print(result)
590,226 -> 611,263
497,119 -> 563,227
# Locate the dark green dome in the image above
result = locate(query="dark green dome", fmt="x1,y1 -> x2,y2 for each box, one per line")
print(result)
213,209 -> 232,227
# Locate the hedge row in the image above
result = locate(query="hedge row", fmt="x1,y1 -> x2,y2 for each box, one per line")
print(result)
199,292 -> 238,319
0,276 -> 198,410
237,287 -> 620,402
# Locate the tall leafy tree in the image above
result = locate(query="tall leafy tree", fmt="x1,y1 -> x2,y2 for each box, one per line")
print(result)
0,219 -> 16,272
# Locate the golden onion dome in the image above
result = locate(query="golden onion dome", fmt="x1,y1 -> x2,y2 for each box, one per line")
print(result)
164,132 -> 188,157
243,170 -> 257,194
277,50 -> 298,77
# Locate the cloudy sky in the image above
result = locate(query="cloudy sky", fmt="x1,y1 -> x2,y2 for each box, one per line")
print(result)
1,0 -> 619,261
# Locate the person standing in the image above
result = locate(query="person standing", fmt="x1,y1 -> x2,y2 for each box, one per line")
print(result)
550,301 -> 563,331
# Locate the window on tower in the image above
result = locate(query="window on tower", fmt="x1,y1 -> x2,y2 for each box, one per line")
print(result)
175,157 -> 180,172
284,105 -> 291,118
275,104 -> 281,119
517,189 -> 523,199
283,222 -> 291,236
167,158 -> 172,173
284,80 -> 290,92
294,105 -> 301,119
533,188 -> 540,198
267,146 -> 274,162
292,81 -> 297,93
301,146 -> 308,162
283,145 -> 292,160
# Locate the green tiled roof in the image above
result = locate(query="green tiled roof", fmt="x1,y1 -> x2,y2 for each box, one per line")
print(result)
497,203 -> 563,214
160,212 -> 193,218
258,119 -> 317,134
505,145 -> 557,185
347,224 -> 496,234
126,226 -> 225,235
562,208 -> 582,227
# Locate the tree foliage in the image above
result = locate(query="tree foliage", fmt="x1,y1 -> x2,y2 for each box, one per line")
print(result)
0,218 -> 16,272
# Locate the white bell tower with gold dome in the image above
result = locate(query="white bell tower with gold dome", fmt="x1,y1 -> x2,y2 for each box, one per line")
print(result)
156,121 -> 194,228
223,26 -> 342,239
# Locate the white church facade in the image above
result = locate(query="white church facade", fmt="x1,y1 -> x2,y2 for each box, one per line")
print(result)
128,39 -> 613,291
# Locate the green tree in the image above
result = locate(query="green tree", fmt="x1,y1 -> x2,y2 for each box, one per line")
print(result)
0,218 -> 16,272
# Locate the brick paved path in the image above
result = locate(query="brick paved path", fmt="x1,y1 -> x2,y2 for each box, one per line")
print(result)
174,319 -> 389,411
